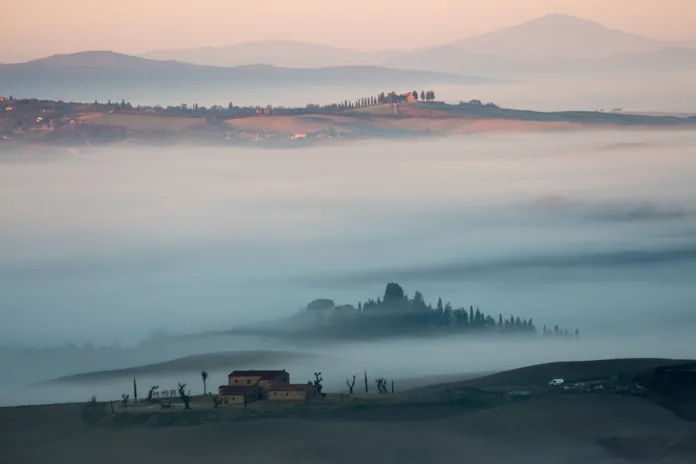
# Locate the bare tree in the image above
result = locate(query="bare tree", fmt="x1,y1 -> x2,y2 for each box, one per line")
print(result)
201,370 -> 209,395
212,396 -> 223,408
312,372 -> 324,396
346,375 -> 356,394
147,385 -> 159,401
177,383 -> 191,409
121,393 -> 130,409
375,378 -> 388,393
364,371 -> 369,393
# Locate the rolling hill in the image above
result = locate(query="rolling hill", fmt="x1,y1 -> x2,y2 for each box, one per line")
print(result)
143,40 -> 404,68
0,50 -> 490,83
37,350 -> 335,384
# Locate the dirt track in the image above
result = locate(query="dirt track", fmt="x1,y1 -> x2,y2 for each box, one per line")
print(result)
2,394 -> 695,464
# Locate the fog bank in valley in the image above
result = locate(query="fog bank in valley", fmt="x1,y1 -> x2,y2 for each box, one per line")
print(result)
1,129 -> 695,405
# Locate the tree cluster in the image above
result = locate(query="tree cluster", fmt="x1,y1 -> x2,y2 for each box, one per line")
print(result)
310,282 -> 578,339
542,325 -> 580,340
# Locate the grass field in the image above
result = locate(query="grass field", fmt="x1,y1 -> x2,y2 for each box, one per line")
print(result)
78,113 -> 205,132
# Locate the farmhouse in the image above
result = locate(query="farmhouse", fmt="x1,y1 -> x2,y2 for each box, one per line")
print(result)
224,369 -> 316,401
227,369 -> 289,390
267,383 -> 316,401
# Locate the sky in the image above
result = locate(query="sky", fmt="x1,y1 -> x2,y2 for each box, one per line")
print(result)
2,0 -> 696,62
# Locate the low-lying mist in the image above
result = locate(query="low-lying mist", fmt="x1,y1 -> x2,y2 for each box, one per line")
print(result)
4,329 -> 696,407
1,129 -> 695,405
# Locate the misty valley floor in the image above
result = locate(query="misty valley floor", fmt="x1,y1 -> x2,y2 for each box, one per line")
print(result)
2,394 -> 695,464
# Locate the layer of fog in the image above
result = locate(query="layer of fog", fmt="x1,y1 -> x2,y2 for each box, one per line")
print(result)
2,129 -> 696,405
8,72 -> 696,113
3,130 -> 696,344
4,328 -> 696,407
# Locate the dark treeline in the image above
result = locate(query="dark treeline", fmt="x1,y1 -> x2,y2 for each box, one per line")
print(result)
303,282 -> 579,340
291,89 -> 437,113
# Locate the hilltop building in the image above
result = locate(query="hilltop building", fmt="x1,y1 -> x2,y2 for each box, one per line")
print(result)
219,369 -> 316,404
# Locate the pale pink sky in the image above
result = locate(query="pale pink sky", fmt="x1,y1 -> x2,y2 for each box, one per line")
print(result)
2,0 -> 695,62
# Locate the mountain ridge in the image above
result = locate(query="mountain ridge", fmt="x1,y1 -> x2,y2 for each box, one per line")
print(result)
449,13 -> 669,59
133,13 -> 689,69
0,51 -> 497,105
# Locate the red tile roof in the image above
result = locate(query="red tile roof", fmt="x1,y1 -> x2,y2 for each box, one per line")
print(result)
228,370 -> 286,381
218,385 -> 256,395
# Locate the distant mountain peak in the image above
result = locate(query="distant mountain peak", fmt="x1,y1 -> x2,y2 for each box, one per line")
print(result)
451,13 -> 667,59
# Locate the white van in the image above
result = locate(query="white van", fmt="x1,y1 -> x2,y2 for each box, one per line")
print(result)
548,378 -> 565,387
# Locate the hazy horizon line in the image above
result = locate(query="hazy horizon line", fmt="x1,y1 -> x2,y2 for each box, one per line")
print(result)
4,12 -> 695,65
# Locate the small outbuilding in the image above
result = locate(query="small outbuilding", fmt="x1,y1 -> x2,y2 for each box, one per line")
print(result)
267,383 -> 316,401
218,385 -> 261,405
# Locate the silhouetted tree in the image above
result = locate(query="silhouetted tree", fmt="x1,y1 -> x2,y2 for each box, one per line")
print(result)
212,396 -> 223,408
364,371 -> 369,393
133,377 -> 138,402
121,393 -> 130,409
177,383 -> 190,409
346,375 -> 356,394
147,385 -> 159,401
384,282 -> 407,307
420,90 -> 426,100
312,372 -> 324,395
201,370 -> 209,395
